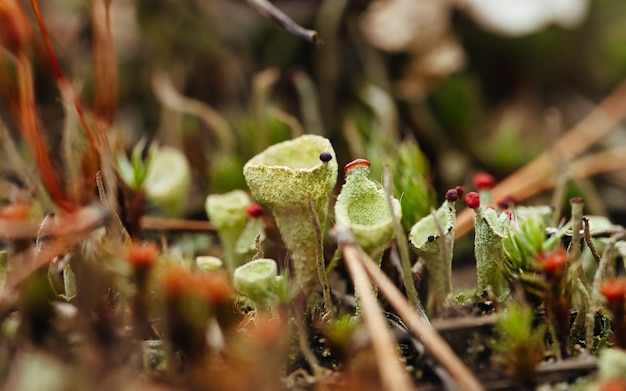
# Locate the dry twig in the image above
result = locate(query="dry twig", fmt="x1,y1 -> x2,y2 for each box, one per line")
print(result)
336,226 -> 485,391
246,0 -> 321,46
338,227 -> 414,391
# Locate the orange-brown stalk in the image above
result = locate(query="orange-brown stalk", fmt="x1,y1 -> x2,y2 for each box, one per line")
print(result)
92,0 -> 118,125
31,0 -> 103,204
16,53 -> 74,212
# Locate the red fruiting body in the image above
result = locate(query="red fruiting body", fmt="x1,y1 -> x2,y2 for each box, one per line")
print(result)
570,197 -> 583,205
473,172 -> 497,190
127,242 -> 160,269
0,202 -> 30,221
502,210 -> 513,219
464,192 -> 480,209
445,188 -> 458,202
601,279 -> 626,303
599,379 -> 626,391
344,159 -> 370,174
455,186 -> 464,198
537,247 -> 567,277
486,205 -> 496,211
246,203 -> 264,219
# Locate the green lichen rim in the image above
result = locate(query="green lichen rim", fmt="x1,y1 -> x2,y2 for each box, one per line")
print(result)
233,258 -> 278,299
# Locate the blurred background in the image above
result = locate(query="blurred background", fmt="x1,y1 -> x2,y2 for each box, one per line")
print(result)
2,0 -> 626,239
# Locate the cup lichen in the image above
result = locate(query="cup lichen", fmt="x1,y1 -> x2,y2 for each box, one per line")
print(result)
205,190 -> 252,273
243,135 -> 338,294
335,159 -> 401,260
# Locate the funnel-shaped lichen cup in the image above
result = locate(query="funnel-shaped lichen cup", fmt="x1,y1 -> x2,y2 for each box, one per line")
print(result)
243,135 -> 338,294
409,191 -> 458,313
335,159 -> 401,261
205,190 -> 251,273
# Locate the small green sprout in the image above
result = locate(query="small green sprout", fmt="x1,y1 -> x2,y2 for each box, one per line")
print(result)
490,303 -> 546,388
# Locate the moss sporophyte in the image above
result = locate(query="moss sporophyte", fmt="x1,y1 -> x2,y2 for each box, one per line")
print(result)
243,135 -> 337,295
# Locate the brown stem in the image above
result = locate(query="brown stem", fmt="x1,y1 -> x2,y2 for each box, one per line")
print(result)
336,226 -> 484,391
246,0 -> 321,46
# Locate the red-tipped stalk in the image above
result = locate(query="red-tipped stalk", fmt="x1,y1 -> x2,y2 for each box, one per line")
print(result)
537,247 -> 571,358
601,279 -> 626,349
126,242 -> 159,339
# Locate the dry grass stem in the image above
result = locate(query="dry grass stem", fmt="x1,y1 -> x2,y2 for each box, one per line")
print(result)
342,240 -> 414,391
456,80 -> 626,239
140,217 -> 215,232
351,240 -> 485,391
246,0 -> 321,46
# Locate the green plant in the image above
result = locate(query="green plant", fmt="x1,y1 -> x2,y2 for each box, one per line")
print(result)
490,303 -> 546,388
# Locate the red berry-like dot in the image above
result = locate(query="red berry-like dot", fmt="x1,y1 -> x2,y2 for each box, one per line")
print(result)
344,159 -> 370,174
502,210 -> 513,219
601,279 -> 626,303
246,203 -> 264,219
319,151 -> 333,162
473,173 -> 497,190
486,205 -> 496,211
464,192 -> 480,209
445,188 -> 458,202
455,186 -> 464,198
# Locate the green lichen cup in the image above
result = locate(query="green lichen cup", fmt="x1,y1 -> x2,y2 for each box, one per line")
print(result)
335,159 -> 401,260
205,190 -> 251,273
243,135 -> 338,294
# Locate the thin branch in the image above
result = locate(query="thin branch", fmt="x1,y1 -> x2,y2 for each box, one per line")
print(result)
246,0 -> 322,46
338,227 -> 414,391
140,217 -> 215,232
336,226 -> 484,391
582,217 -> 602,265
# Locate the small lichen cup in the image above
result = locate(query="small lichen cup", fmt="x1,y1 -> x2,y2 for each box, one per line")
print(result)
243,135 -> 338,294
334,159 -> 401,261
205,190 -> 251,273
233,258 -> 278,310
